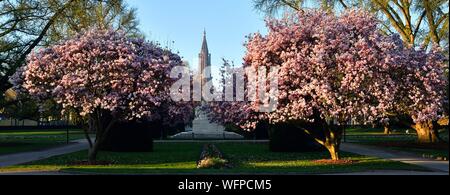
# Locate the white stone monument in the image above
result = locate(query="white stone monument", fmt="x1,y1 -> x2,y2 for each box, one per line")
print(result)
170,106 -> 244,140
170,31 -> 243,140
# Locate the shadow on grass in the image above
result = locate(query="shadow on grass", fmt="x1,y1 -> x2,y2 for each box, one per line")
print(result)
1,142 -> 430,174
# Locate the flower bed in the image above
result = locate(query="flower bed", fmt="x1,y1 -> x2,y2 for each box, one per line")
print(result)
197,144 -> 232,169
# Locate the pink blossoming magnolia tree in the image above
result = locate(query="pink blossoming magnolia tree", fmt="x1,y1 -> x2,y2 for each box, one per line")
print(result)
385,47 -> 447,143
249,10 -> 398,160
18,29 -> 192,162
205,60 -> 264,132
209,10 -> 447,160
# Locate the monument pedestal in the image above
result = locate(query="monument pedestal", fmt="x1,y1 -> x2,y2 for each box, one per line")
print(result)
169,132 -> 244,140
170,106 -> 243,140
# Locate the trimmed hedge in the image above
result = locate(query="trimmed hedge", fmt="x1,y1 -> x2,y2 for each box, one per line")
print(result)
101,121 -> 153,152
223,122 -> 270,140
269,123 -> 325,152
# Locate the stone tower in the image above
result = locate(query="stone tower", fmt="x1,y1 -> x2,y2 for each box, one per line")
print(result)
198,30 -> 212,88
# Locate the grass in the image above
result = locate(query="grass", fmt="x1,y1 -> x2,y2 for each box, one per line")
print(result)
345,127 -> 449,160
345,134 -> 418,143
214,143 -> 427,174
345,126 -> 413,136
0,142 -> 428,174
0,129 -> 87,155
0,119 -> 38,126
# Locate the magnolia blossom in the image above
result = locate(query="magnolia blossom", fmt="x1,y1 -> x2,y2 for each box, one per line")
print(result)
19,29 -> 193,123
208,9 -> 447,130
388,47 -> 447,122
9,65 -> 26,94
206,100 -> 260,130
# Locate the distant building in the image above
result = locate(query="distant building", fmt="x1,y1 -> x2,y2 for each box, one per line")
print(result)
196,30 -> 212,89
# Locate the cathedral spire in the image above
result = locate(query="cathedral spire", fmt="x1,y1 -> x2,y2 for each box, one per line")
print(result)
201,29 -> 208,54
198,29 -> 212,89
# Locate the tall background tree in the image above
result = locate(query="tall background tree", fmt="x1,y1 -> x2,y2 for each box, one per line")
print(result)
253,0 -> 449,50
253,0 -> 350,15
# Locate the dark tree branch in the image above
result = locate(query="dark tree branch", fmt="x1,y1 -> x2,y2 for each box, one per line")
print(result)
14,0 -> 76,69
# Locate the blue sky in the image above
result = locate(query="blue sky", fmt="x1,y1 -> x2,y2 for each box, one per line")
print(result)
126,0 -> 267,81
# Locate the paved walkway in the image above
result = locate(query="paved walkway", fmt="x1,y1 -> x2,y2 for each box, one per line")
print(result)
341,143 -> 449,173
325,170 -> 449,175
0,139 -> 90,167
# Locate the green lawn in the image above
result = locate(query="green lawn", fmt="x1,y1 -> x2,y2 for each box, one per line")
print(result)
345,134 -> 418,143
0,129 -> 87,155
0,119 -> 38,126
0,142 -> 428,174
345,126 -> 413,136
345,127 -> 449,160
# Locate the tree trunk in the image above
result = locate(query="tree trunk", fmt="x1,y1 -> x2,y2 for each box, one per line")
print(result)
414,120 -> 438,143
384,125 -> 391,135
295,112 -> 344,161
301,123 -> 342,161
88,140 -> 101,163
324,128 -> 342,160
325,142 -> 340,160
86,112 -> 117,164
82,128 -> 93,148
